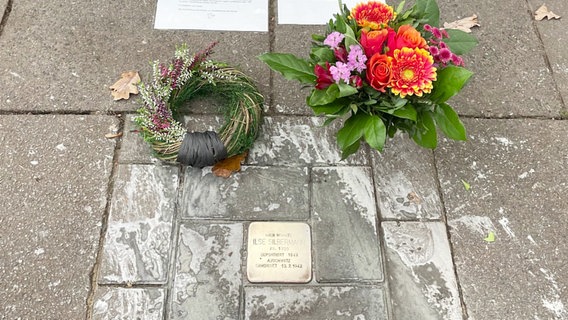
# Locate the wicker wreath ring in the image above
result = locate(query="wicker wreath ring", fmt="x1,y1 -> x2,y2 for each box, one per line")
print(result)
134,43 -> 263,167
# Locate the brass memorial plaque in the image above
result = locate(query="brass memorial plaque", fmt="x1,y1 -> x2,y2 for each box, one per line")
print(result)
246,222 -> 312,283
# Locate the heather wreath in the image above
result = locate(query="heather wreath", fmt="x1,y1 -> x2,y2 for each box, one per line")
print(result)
260,0 -> 477,158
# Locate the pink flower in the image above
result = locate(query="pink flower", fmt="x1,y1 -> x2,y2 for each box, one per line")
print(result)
347,45 -> 367,73
324,31 -> 345,49
330,62 -> 352,83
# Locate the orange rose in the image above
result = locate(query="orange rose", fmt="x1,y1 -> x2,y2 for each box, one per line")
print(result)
388,25 -> 428,54
366,53 -> 393,92
360,28 -> 394,57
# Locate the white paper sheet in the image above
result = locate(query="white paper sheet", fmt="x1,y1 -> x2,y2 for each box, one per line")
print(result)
154,0 -> 269,31
278,0 -> 384,25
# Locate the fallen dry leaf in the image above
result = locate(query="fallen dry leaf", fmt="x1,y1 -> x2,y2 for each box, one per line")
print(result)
212,152 -> 248,178
109,71 -> 141,100
443,14 -> 480,33
535,4 -> 561,21
105,132 -> 123,139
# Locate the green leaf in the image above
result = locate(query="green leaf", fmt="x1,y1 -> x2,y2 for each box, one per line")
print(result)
414,0 -> 440,27
461,179 -> 471,191
308,84 -> 340,106
337,83 -> 358,97
312,34 -> 326,42
392,105 -> 417,121
258,53 -> 316,84
444,29 -> 478,55
341,139 -> 361,160
432,103 -> 467,141
310,99 -> 348,115
412,112 -> 437,148
337,112 -> 368,152
344,25 -> 359,49
311,47 -> 335,63
396,1 -> 406,14
335,14 -> 348,33
429,66 -> 473,103
364,115 -> 386,151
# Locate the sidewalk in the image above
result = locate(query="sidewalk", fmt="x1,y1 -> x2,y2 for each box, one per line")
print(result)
1,0 -> 567,319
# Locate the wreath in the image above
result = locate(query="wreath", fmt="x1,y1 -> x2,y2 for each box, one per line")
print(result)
134,43 -> 263,167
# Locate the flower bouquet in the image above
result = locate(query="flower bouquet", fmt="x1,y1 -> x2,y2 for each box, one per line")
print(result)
260,0 -> 477,158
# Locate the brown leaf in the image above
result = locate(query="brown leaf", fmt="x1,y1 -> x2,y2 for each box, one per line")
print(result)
212,152 -> 248,178
105,132 -> 123,139
109,71 -> 141,101
535,4 -> 561,21
443,14 -> 480,33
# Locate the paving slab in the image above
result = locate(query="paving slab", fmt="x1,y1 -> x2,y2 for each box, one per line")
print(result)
119,115 -> 159,164
99,164 -> 179,284
244,286 -> 389,319
435,118 -> 568,319
527,0 -> 568,111
372,133 -> 443,221
0,115 -> 117,319
0,0 -> 8,23
170,223 -> 243,319
0,0 -> 269,113
180,166 -> 309,220
383,221 -> 463,320
92,287 -> 166,320
434,0 -> 563,117
311,167 -> 383,283
249,116 -> 370,166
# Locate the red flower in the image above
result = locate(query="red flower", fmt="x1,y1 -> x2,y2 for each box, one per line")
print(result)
350,1 -> 396,30
366,53 -> 393,92
387,25 -> 428,54
314,62 -> 334,90
334,47 -> 348,63
360,28 -> 394,57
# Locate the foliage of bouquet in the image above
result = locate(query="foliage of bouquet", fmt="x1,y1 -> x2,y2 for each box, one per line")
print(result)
260,0 -> 477,158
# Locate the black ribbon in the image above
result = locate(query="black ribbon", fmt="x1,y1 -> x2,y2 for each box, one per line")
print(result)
177,131 -> 228,168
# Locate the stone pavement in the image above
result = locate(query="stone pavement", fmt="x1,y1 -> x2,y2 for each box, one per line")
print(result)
1,0 -> 567,319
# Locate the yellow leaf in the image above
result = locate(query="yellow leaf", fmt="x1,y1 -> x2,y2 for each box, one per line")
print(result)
461,179 -> 471,191
484,231 -> 495,243
109,71 -> 141,101
444,14 -> 480,33
212,152 -> 248,178
535,4 -> 561,21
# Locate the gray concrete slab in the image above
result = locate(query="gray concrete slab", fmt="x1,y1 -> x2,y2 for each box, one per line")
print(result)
527,0 -> 568,113
436,118 -> 568,319
99,164 -> 179,284
181,166 -> 309,220
312,167 -> 383,283
0,0 -> 8,23
119,115 -> 159,164
383,222 -> 463,320
372,133 -> 443,220
435,0 -> 563,117
244,286 -> 389,319
0,0 -> 269,113
249,116 -> 370,166
0,115 -> 117,319
92,287 -> 165,320
170,223 -> 243,319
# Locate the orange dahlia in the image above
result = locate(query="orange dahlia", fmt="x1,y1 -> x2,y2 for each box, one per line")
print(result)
389,47 -> 437,98
350,1 -> 396,30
